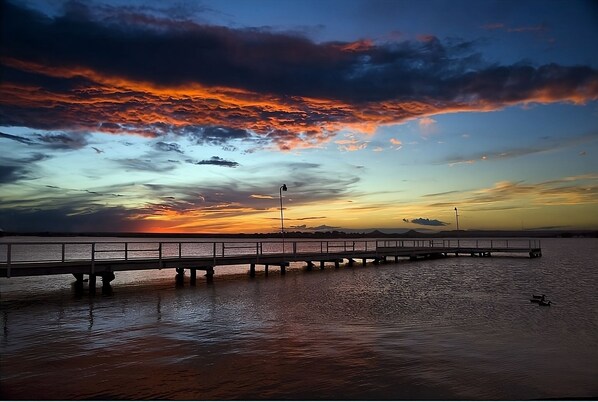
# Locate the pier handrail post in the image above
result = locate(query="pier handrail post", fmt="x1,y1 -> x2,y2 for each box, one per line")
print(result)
178,242 -> 181,259
213,242 -> 217,265
61,243 -> 65,263
6,243 -> 11,278
125,242 -> 129,261
159,242 -> 162,267
91,243 -> 95,274
293,241 -> 297,256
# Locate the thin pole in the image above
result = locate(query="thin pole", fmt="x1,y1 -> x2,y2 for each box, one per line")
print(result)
454,207 -> 460,231
280,185 -> 285,255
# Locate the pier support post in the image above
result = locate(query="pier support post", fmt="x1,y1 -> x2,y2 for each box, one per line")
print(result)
362,258 -> 367,266
101,272 -> 115,285
348,259 -> 355,267
73,273 -> 84,282
320,261 -> 325,270
334,260 -> 340,269
265,265 -> 269,276
249,263 -> 256,278
373,258 -> 379,265
176,268 -> 185,275
280,264 -> 286,275
205,267 -> 214,283
190,269 -> 197,285
395,256 -> 399,262
89,274 -> 97,291
306,261 -> 314,271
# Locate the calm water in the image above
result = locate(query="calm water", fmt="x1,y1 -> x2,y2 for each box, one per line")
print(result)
1,237 -> 597,400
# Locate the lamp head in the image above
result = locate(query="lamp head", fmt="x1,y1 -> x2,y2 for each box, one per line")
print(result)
281,184 -> 287,191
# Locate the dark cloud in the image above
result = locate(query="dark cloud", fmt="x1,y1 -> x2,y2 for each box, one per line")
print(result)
0,131 -> 35,145
410,218 -> 449,227
0,204 -> 147,232
0,152 -> 50,183
153,141 -> 183,153
0,131 -> 89,150
115,158 -> 178,172
34,132 -> 89,150
0,165 -> 28,183
294,216 -> 327,221
1,0 -> 595,145
190,156 -> 239,168
185,126 -> 254,146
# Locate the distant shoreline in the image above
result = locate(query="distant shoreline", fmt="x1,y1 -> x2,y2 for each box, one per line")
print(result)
1,229 -> 596,239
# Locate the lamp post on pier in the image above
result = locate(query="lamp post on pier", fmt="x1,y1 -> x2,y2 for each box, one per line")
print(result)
280,184 -> 287,255
454,207 -> 460,231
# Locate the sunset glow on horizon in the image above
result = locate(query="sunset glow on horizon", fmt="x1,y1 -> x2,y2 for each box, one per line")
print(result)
1,0 -> 597,233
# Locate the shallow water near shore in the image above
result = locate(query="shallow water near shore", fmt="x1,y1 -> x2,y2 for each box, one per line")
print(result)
1,237 -> 597,400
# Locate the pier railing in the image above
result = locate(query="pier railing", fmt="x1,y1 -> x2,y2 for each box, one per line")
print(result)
0,238 -> 541,267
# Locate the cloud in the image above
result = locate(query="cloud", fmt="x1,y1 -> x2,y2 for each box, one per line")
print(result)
288,224 -> 342,231
410,218 -> 449,226
441,133 -> 598,166
482,22 -> 547,33
390,138 -> 403,150
1,2 -> 596,150
153,141 -> 183,153
192,156 -> 239,168
186,126 -> 254,146
418,117 -> 436,127
116,158 -> 178,172
425,175 -> 598,210
335,135 -> 369,151
0,130 -> 89,150
0,165 -> 29,184
0,159 -> 364,232
0,204 -> 147,233
0,152 -> 50,183
36,132 -> 89,150
0,131 -> 35,145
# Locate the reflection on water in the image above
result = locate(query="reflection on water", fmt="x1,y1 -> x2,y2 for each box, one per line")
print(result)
1,238 -> 597,400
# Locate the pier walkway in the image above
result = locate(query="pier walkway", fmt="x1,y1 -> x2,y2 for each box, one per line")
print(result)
0,238 -> 541,288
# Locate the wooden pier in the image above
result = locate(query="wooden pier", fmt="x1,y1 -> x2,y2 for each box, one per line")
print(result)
0,238 -> 541,289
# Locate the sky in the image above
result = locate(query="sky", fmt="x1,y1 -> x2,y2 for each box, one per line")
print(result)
1,0 -> 597,234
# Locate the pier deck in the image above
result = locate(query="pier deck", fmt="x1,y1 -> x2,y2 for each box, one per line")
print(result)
1,238 -> 541,282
